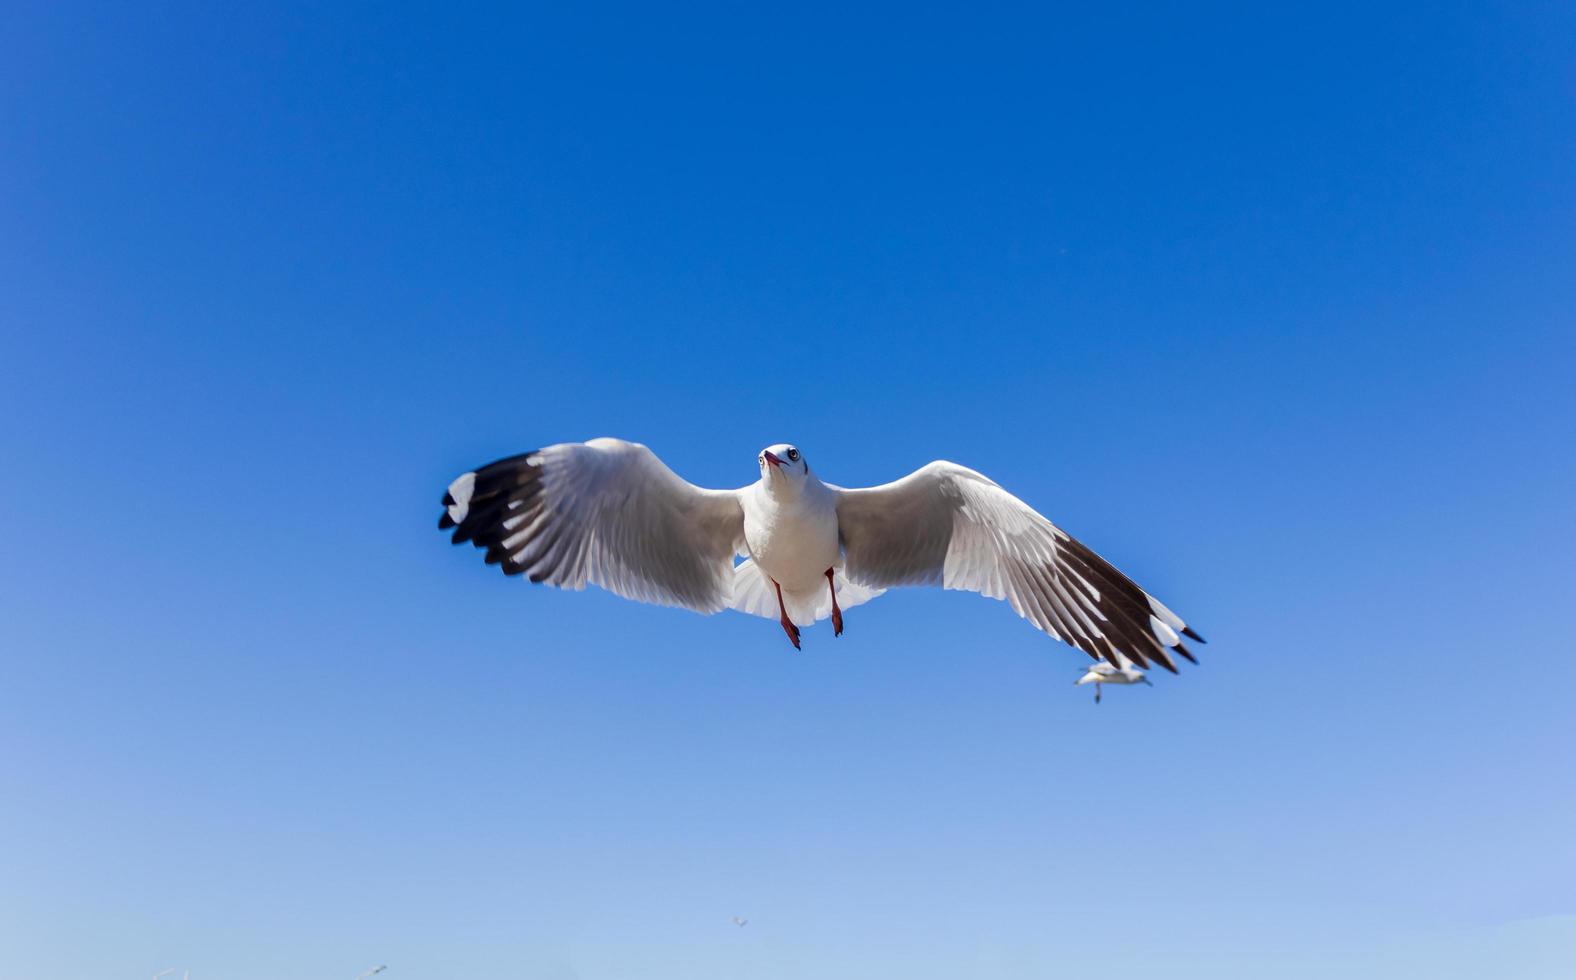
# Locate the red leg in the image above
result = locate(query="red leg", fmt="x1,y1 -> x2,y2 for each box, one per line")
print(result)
825,568 -> 843,637
773,579 -> 801,650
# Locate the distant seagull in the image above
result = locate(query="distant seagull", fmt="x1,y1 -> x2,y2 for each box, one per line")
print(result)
357,968 -> 387,979
153,971 -> 174,980
439,439 -> 1204,668
1075,651 -> 1153,704
731,916 -> 748,927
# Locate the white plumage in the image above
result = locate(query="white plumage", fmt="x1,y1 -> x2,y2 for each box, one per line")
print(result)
1074,651 -> 1153,703
439,437 -> 1204,669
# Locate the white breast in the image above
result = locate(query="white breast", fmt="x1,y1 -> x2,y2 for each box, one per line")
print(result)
742,482 -> 840,592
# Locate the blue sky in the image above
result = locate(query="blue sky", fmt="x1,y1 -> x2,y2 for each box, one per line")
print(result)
3,2 -> 1574,978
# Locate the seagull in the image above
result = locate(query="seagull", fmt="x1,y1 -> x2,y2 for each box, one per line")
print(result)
357,967 -> 387,979
1075,651 -> 1152,703
438,438 -> 1204,669
731,916 -> 748,927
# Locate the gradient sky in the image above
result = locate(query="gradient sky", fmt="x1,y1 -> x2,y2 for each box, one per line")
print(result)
3,3 -> 1575,978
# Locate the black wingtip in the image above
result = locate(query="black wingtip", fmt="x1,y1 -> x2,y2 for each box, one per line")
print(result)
1181,625 -> 1206,643
1174,642 -> 1198,665
437,452 -> 550,579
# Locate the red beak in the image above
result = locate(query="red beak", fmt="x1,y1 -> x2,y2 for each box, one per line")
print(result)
763,450 -> 783,468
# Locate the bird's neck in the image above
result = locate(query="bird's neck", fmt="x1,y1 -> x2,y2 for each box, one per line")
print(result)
763,480 -> 801,502
766,472 -> 824,503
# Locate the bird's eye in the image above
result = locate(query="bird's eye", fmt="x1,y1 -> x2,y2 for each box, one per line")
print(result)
786,448 -> 799,461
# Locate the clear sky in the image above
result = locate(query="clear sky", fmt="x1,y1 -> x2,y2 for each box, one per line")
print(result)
3,3 -> 1574,978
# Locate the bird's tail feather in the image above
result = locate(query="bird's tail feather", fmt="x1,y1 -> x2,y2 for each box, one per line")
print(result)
727,559 -> 884,626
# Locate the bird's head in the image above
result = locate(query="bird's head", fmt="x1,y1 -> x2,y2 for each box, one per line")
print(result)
758,443 -> 809,491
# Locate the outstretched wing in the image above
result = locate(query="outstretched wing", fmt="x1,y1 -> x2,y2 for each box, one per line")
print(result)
834,461 -> 1204,671
440,438 -> 746,613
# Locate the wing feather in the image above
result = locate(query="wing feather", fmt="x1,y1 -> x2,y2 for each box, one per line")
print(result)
440,438 -> 745,614
835,461 -> 1203,670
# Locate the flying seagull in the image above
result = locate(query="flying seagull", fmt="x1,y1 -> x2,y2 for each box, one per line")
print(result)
357,967 -> 387,979
438,438 -> 1204,669
1075,651 -> 1152,703
731,916 -> 748,927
